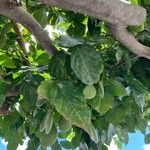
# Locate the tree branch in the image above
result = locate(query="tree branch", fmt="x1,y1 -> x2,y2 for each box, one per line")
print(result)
37,0 -> 146,26
11,20 -> 28,56
36,0 -> 150,59
0,0 -> 150,59
0,0 -> 56,55
107,23 -> 150,59
11,20 -> 30,66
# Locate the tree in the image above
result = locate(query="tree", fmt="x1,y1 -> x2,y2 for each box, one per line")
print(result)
0,0 -> 150,149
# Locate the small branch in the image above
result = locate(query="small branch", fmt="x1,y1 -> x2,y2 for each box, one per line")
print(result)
0,103 -> 10,116
11,20 -> 30,66
37,0 -> 146,26
0,0 -> 56,55
0,90 -> 19,116
6,91 -> 19,97
11,20 -> 28,56
109,55 -> 138,72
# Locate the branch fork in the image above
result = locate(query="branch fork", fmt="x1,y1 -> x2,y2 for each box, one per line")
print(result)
0,0 -> 149,59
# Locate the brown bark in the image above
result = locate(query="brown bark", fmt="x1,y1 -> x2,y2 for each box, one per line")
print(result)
0,0 -> 56,55
0,0 -> 150,59
38,0 -> 146,26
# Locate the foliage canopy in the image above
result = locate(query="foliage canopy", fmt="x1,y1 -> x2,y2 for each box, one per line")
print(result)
0,0 -> 150,149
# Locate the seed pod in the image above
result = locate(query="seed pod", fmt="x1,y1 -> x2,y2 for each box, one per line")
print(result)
83,85 -> 97,99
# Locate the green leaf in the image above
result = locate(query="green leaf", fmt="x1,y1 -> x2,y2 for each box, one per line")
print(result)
26,136 -> 39,150
49,52 -> 67,79
39,124 -> 58,148
49,81 -> 98,143
33,8 -> 47,27
35,53 -> 49,65
45,110 -> 53,134
130,78 -> 148,94
39,118 -> 46,132
106,105 -> 128,124
98,81 -> 104,99
115,46 -> 124,63
60,141 -> 73,149
133,90 -> 145,112
21,82 -> 38,106
144,0 -> 150,5
0,55 -> 16,68
59,116 -> 72,132
71,45 -> 103,85
145,133 -> 150,144
107,79 -> 127,96
67,23 -> 86,37
37,80 -> 51,100
88,93 -> 114,115
0,80 -> 5,106
7,141 -> 18,150
129,0 -> 139,5
51,140 -> 62,150
54,35 -> 84,48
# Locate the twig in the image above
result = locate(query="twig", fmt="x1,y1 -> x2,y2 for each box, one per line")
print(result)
11,20 -> 30,66
11,20 -> 28,56
0,0 -> 56,55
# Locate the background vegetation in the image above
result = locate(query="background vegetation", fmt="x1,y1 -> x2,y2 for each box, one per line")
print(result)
0,0 -> 150,149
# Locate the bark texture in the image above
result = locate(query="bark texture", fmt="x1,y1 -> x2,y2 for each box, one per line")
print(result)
0,0 -> 150,59
0,0 -> 55,55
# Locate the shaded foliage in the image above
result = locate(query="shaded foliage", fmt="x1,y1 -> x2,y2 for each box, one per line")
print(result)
0,0 -> 150,150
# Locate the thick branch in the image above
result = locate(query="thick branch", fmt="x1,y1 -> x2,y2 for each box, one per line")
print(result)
108,23 -> 150,59
11,20 -> 30,66
0,0 -> 56,55
37,0 -> 146,26
37,0 -> 150,59
0,0 -> 150,59
11,20 -> 28,56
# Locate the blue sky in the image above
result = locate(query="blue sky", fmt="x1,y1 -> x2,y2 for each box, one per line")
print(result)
0,131 -> 149,150
122,131 -> 145,150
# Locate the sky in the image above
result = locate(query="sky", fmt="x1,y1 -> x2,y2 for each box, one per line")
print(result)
0,131 -> 150,150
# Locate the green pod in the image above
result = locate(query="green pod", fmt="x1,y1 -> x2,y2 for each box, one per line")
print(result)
83,85 -> 97,99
